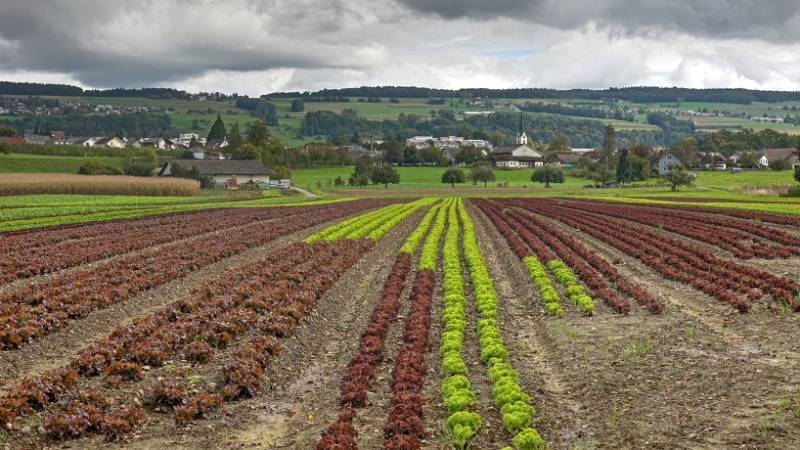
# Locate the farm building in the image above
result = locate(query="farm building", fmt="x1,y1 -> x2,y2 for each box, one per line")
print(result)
93,137 -> 126,148
157,159 -> 270,188
754,148 -> 800,168
490,131 -> 543,168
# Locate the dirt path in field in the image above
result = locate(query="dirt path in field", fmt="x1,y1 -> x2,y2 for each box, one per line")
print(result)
0,216 -> 339,390
525,210 -> 800,449
77,208 -> 427,450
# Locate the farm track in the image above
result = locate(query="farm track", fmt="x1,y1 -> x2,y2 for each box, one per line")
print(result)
0,214 -> 340,390
532,210 -> 800,449
87,208 -> 427,450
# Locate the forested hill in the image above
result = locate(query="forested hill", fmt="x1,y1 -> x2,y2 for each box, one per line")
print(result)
266,86 -> 800,104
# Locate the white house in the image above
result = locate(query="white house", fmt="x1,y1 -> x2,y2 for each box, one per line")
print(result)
490,132 -> 543,168
653,152 -> 682,175
406,136 -> 434,149
93,137 -> 126,148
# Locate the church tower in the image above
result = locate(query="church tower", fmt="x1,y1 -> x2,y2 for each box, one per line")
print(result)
515,112 -> 528,145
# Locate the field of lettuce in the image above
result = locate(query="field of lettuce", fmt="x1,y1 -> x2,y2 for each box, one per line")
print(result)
1,196 -> 799,449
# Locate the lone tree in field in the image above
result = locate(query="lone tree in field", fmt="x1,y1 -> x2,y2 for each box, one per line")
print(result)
207,115 -> 227,141
470,163 -> 495,187
661,165 -> 693,192
371,165 -> 400,188
441,167 -> 466,187
349,155 -> 373,187
615,148 -> 632,186
290,99 -> 305,112
532,164 -> 565,188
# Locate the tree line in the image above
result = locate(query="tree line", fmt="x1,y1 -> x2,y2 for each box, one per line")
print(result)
0,113 -> 172,137
264,85 -> 800,104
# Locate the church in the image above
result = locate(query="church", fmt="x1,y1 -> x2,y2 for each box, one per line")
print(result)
490,116 -> 544,168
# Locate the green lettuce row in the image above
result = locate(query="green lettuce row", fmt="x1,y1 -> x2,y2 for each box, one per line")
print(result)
303,203 -> 397,244
365,197 -> 438,241
338,202 -> 419,242
400,201 -> 444,255
522,256 -> 563,317
417,199 -> 451,270
457,199 -> 545,450
546,259 -> 595,314
440,200 -> 481,449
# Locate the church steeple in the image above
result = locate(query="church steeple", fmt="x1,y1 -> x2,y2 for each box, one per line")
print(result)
515,112 -> 528,145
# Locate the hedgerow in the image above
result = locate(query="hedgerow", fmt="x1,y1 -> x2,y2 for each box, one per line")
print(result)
457,199 -> 545,450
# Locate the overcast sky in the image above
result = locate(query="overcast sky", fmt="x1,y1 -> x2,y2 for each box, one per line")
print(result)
2,0 -> 800,96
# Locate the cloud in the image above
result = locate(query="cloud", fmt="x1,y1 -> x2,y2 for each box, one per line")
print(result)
397,0 -> 800,41
1,0 -> 800,95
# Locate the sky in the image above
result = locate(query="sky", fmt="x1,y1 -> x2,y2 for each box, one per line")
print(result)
2,0 -> 800,96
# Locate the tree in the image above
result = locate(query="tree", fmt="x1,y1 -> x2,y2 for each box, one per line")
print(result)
441,167 -> 466,187
381,140 -> 404,165
630,155 -> 651,181
227,122 -> 243,151
371,165 -> 400,188
615,148 -> 632,186
121,149 -> 157,177
590,165 -> 614,187
207,115 -> 227,141
532,165 -> 564,188
547,135 -> 570,157
349,155 -> 374,187
738,151 -> 759,169
0,125 -> 15,137
231,143 -> 261,160
455,146 -> 483,165
334,175 -> 345,186
769,159 -> 791,171
420,147 -> 447,166
661,165 -> 694,192
470,163 -> 495,187
795,165 -> 800,183
290,99 -> 305,112
601,124 -> 616,171
246,120 -> 270,148
269,165 -> 292,180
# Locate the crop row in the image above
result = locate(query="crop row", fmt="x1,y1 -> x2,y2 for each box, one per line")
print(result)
654,202 -> 800,227
477,201 -> 604,315
305,200 -> 416,244
315,201 -> 443,449
0,198 -> 422,442
457,200 -> 545,450
509,203 -> 661,314
481,200 -> 663,314
439,201 -> 481,449
558,199 -> 800,259
512,199 -> 800,312
383,202 -> 449,449
0,200 -> 388,350
0,204 -> 346,285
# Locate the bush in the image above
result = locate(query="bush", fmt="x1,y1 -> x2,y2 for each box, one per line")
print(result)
122,149 -> 157,177
77,162 -> 122,176
769,159 -> 791,171
782,185 -> 800,197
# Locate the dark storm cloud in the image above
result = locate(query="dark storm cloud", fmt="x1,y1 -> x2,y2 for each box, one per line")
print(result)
397,0 -> 800,41
0,0 -> 384,87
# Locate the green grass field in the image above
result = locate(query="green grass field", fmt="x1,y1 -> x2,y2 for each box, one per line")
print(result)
0,153 -> 124,173
293,166 -> 591,191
